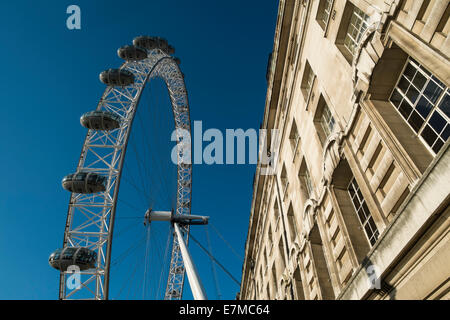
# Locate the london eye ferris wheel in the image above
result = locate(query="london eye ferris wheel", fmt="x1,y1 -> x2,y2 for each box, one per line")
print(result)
47,36 -> 204,300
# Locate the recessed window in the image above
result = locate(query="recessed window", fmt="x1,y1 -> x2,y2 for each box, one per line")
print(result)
304,168 -> 313,197
320,103 -> 336,138
347,177 -> 379,246
336,3 -> 370,64
314,95 -> 336,145
289,120 -> 300,154
390,57 -> 450,155
281,164 -> 288,195
299,160 -> 314,199
343,7 -> 370,57
301,61 -> 315,102
317,0 -> 334,30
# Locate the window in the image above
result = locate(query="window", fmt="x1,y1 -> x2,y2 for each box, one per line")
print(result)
304,168 -> 313,197
343,6 -> 370,57
287,203 -> 297,242
314,95 -> 336,145
317,0 -> 334,30
347,177 -> 379,246
301,61 -> 315,101
390,57 -> 450,154
289,120 -> 300,153
268,225 -> 273,251
299,160 -> 314,199
320,103 -> 336,138
281,164 -> 289,196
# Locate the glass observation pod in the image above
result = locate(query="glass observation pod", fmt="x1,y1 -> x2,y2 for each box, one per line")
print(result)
117,45 -> 147,61
99,69 -> 134,87
132,35 -> 175,54
62,172 -> 107,194
80,110 -> 121,131
49,247 -> 97,271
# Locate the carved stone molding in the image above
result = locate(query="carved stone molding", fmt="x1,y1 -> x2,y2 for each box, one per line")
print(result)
351,0 -> 401,102
321,131 -> 344,186
303,198 -> 318,237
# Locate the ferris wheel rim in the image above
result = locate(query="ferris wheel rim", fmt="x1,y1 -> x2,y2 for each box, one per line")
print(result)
103,55 -> 193,300
58,46 -> 193,300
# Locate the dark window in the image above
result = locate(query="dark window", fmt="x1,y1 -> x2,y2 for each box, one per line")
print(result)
389,58 -> 450,155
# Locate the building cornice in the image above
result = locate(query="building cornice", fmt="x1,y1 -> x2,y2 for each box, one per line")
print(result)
240,0 -> 296,297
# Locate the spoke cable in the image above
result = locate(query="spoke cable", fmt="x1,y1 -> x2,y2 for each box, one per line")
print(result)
206,225 -> 222,300
209,222 -> 243,262
188,232 -> 241,287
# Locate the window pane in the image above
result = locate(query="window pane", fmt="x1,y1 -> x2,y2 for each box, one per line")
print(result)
361,202 -> 371,220
416,97 -> 433,118
429,112 -> 446,134
432,139 -> 445,154
357,208 -> 365,222
438,92 -> 450,118
403,63 -> 416,81
390,89 -> 403,107
431,76 -> 444,88
408,111 -> 424,132
412,71 -> 427,90
424,81 -> 443,104
406,86 -> 420,104
442,125 -> 450,141
399,100 -> 413,119
398,76 -> 410,93
348,184 -> 356,198
352,196 -> 361,212
421,125 -> 438,146
368,217 -> 377,233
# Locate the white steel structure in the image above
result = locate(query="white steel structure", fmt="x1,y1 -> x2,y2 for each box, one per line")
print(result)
56,36 -> 193,300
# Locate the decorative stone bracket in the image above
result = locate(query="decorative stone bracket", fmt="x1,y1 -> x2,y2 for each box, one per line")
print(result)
321,131 -> 345,187
351,1 -> 401,103
302,198 -> 319,238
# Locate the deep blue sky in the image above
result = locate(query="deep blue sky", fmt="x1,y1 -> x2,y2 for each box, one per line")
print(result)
0,1 -> 277,299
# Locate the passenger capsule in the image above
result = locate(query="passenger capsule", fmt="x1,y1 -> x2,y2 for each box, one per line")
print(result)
133,36 -> 159,50
99,69 -> 134,86
117,45 -> 147,61
173,57 -> 181,65
62,172 -> 106,194
133,36 -> 175,54
49,247 -> 97,271
80,111 -> 121,131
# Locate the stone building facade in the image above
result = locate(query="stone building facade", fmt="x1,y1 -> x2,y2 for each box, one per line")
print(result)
240,0 -> 450,300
